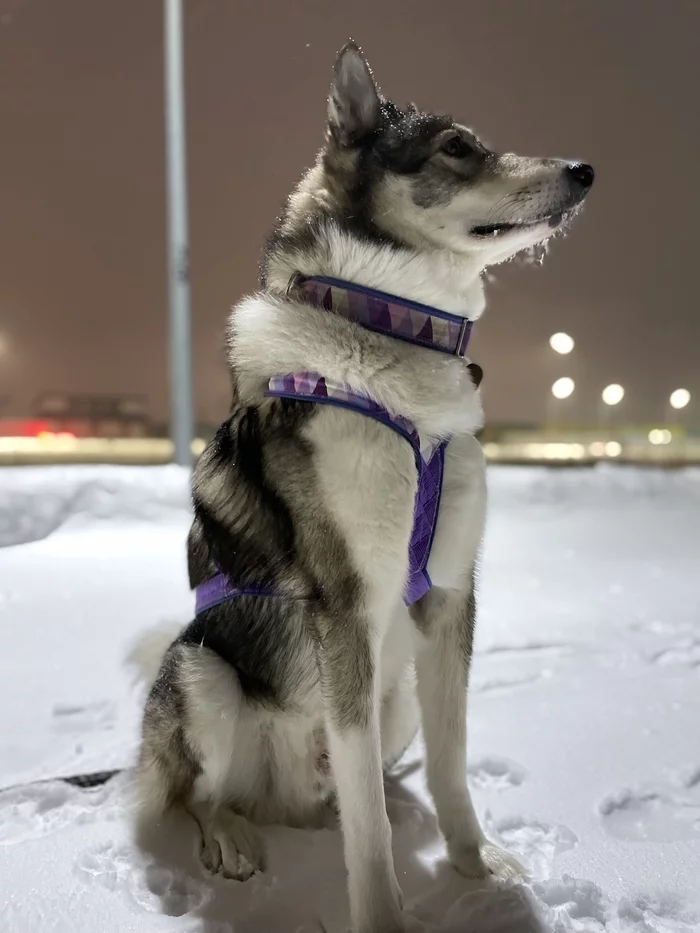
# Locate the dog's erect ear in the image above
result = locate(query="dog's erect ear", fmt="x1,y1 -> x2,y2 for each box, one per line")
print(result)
327,40 -> 381,147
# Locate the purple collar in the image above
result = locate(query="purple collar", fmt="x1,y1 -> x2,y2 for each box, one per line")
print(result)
289,274 -> 473,358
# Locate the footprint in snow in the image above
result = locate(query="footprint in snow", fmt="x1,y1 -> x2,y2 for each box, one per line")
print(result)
478,642 -> 570,659
532,877 -> 700,932
532,874 -> 608,926
471,672 -> 549,694
51,699 -> 117,732
616,893 -> 700,932
599,772 -> 700,842
484,813 -> 578,879
0,774 -> 125,844
468,756 -> 526,791
630,619 -> 691,637
471,642 -> 571,695
649,638 -> 700,670
679,765 -> 700,789
76,840 -> 211,917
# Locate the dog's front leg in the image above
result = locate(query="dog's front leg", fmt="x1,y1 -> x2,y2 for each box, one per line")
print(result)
319,612 -> 404,933
412,584 -> 525,880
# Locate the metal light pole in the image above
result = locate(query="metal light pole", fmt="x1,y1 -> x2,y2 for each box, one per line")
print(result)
164,0 -> 193,466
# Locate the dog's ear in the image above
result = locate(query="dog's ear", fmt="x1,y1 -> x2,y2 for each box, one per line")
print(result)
327,40 -> 381,147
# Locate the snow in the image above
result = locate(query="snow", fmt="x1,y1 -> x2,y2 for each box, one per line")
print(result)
0,465 -> 190,547
1,464 -> 699,932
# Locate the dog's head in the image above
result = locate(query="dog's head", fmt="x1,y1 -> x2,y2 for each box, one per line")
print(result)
320,42 -> 593,268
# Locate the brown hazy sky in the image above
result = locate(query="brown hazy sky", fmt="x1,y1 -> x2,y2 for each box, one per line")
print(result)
0,0 -> 698,427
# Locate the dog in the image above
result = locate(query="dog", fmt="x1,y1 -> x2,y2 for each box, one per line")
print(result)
132,41 -> 594,933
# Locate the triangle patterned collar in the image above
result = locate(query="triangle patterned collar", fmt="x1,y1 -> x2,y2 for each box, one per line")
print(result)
288,273 -> 473,358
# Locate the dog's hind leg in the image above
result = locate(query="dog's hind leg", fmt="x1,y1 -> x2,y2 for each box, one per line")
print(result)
412,584 -> 525,881
135,642 -> 265,880
176,643 -> 266,880
134,644 -> 203,826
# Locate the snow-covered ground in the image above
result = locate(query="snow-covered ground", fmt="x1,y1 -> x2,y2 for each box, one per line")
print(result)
1,465 -> 699,932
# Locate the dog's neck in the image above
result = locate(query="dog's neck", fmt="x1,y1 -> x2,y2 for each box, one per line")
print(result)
265,224 -> 487,321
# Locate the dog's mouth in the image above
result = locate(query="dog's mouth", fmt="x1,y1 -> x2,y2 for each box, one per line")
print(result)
470,211 -> 566,238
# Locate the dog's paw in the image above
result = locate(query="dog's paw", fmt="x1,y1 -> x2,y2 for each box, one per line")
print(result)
479,841 -> 527,880
448,837 -> 527,881
198,808 -> 265,881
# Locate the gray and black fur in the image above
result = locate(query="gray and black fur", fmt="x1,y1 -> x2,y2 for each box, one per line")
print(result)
133,40 -> 593,931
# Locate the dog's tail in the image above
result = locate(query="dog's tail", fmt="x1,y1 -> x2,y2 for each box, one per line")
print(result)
125,623 -> 183,689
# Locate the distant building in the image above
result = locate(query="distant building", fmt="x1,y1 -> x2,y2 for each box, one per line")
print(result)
0,394 -> 151,438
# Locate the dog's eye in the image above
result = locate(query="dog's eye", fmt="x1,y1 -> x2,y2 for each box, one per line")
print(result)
441,135 -> 471,158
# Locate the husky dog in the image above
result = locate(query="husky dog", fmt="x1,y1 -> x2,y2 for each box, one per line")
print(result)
133,42 -> 593,933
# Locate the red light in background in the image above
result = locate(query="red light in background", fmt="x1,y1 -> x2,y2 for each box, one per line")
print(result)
0,419 -> 51,437
24,420 -> 50,436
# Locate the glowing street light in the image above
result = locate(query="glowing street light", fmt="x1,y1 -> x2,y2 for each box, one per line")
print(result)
648,429 -> 672,446
551,377 -> 575,399
549,332 -> 574,355
601,383 -> 625,406
604,441 -> 622,458
669,388 -> 690,410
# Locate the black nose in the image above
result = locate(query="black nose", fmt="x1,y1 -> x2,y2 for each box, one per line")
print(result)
566,162 -> 595,189
467,363 -> 483,388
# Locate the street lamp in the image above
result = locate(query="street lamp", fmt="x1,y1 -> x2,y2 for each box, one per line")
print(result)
669,388 -> 690,410
648,429 -> 672,445
549,332 -> 574,355
601,383 -> 625,406
164,0 -> 193,467
604,440 -> 622,458
551,377 -> 575,399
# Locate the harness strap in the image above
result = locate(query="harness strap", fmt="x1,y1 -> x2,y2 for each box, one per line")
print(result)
194,373 -> 447,615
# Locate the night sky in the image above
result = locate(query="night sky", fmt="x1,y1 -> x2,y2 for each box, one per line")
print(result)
1,0 -> 698,428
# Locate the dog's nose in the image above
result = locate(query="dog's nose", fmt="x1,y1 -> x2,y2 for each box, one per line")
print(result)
565,162 -> 595,189
467,363 -> 483,388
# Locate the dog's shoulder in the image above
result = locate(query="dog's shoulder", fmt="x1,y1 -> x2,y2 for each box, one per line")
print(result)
228,289 -> 483,439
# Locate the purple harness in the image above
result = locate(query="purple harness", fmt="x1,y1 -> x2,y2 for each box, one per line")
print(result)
195,275 -> 473,615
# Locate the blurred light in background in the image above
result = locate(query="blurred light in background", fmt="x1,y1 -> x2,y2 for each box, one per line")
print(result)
601,383 -> 625,406
648,428 -> 672,445
2,431 -> 699,466
669,388 -> 690,410
549,332 -> 575,354
604,441 -> 622,457
552,377 -> 575,399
